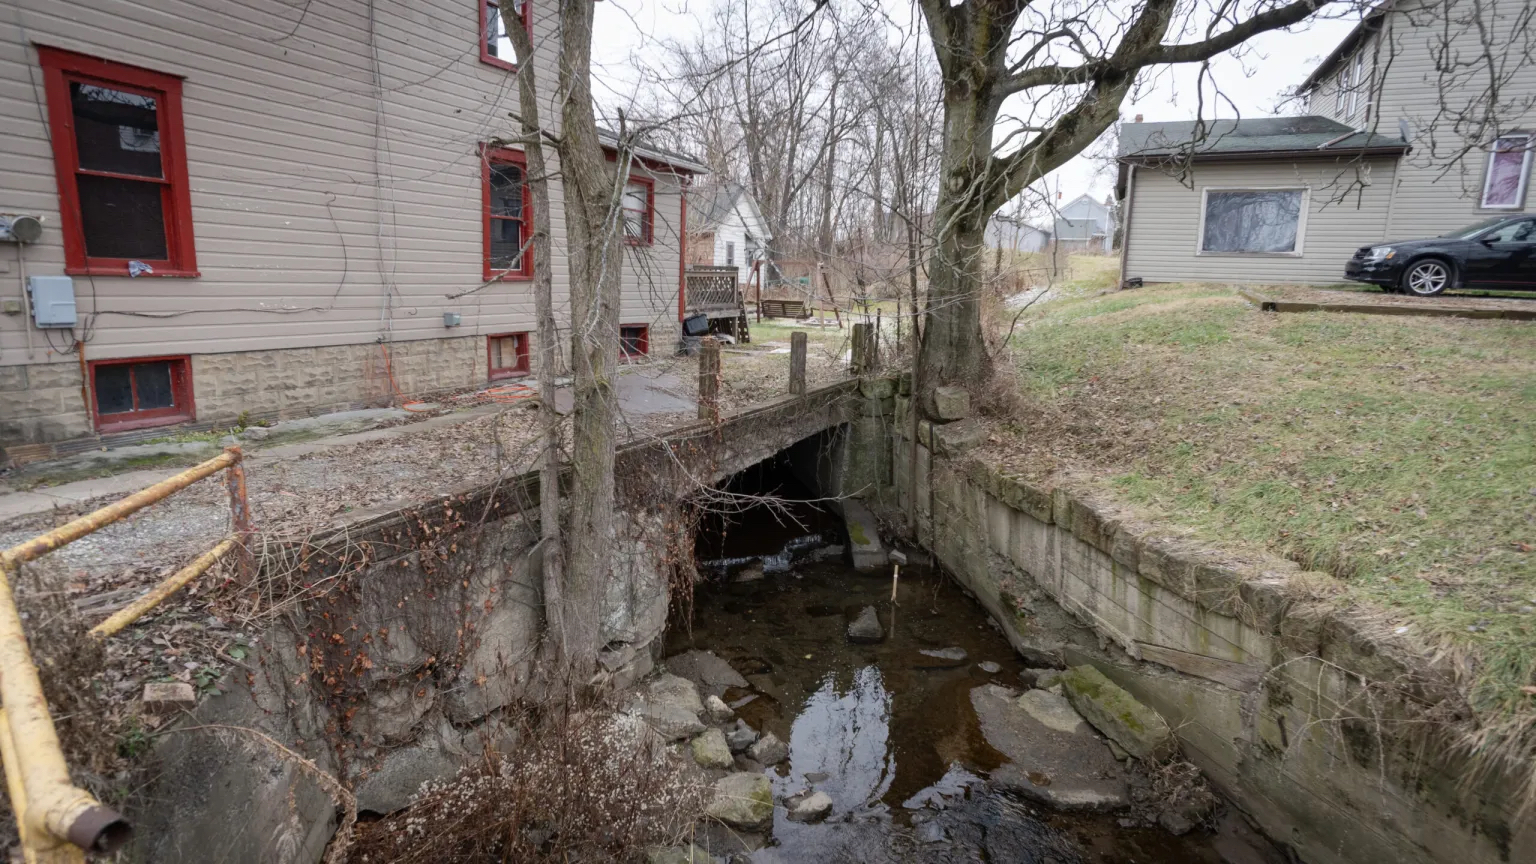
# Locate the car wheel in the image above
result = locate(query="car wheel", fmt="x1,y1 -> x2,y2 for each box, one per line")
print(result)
1401,259 -> 1451,296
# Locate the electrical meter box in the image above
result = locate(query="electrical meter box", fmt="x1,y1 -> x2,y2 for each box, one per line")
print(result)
27,275 -> 77,328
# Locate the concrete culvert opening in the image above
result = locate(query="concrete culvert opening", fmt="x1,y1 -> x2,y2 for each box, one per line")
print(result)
665,439 -> 1285,862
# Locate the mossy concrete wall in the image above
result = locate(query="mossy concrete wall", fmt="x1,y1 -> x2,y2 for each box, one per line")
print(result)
874,394 -> 1533,864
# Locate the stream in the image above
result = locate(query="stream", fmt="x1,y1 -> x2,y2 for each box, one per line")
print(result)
672,466 -> 1276,863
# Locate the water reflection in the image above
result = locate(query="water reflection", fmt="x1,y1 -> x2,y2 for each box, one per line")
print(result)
783,666 -> 894,813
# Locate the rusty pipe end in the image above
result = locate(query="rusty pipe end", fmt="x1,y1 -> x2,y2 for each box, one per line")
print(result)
68,804 -> 131,853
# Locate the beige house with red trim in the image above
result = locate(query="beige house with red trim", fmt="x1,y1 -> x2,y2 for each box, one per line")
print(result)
1117,0 -> 1535,286
0,0 -> 703,461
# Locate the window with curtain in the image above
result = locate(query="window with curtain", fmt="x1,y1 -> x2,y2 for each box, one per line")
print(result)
1200,189 -> 1305,254
622,178 -> 653,243
1482,135 -> 1533,209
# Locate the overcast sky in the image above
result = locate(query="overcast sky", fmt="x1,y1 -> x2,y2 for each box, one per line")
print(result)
588,1 -> 1362,209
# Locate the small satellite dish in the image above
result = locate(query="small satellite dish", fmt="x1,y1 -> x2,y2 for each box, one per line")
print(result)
11,215 -> 42,243
1,215 -> 42,244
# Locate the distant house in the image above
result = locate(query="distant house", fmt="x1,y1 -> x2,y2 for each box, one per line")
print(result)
1052,194 -> 1114,253
687,182 -> 773,285
1117,0 -> 1535,286
986,216 -> 1050,253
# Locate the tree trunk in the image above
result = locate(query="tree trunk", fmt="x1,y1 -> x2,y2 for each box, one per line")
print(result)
916,85 -> 997,409
506,7 -> 565,667
556,0 -> 622,678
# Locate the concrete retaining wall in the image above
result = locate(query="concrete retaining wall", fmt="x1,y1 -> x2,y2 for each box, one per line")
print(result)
876,390 -> 1532,864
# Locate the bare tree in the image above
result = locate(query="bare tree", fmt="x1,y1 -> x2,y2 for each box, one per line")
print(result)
505,5 -> 566,667
911,0 -> 1355,407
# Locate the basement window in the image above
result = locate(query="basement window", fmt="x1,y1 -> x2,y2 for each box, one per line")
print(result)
480,0 -> 530,71
488,332 -> 530,379
90,356 -> 193,432
620,324 -> 649,358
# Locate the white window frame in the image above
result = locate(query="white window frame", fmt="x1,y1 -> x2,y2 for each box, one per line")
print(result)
1195,186 -> 1310,257
1480,134 -> 1533,210
1346,52 -> 1365,120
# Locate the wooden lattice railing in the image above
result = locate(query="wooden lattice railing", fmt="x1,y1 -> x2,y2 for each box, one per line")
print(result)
684,266 -> 742,317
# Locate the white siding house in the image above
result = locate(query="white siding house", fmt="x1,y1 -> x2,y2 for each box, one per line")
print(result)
1118,0 -> 1534,287
686,182 -> 773,284
1053,194 -> 1114,253
0,0 -> 703,457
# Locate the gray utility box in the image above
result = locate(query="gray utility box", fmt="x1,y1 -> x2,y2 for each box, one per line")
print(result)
27,275 -> 77,328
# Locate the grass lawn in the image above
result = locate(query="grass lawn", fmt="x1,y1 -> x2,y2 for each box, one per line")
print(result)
992,284 -> 1536,719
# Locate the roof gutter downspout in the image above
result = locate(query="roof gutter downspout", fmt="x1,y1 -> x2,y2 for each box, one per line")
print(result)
1317,130 -> 1358,149
1118,162 -> 1136,287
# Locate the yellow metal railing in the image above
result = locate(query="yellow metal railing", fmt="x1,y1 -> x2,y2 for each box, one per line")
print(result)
0,447 -> 255,862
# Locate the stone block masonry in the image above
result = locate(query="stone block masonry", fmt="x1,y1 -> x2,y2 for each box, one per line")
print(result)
878,397 -> 1533,864
2,335 -> 493,454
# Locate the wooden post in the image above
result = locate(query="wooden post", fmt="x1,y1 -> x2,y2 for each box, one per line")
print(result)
789,331 -> 807,396
851,322 -> 877,375
224,447 -> 256,584
698,336 -> 721,422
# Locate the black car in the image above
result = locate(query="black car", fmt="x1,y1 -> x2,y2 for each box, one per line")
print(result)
1344,215 -> 1536,296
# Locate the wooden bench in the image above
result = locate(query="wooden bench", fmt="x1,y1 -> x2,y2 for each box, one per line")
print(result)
760,299 -> 810,319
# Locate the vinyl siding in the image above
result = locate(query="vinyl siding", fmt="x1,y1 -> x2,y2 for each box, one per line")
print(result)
1369,0 -> 1536,238
1122,157 -> 1397,285
1305,33 -> 1378,127
0,0 -> 687,367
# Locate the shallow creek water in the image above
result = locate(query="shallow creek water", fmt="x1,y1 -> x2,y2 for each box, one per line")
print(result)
675,486 -> 1255,863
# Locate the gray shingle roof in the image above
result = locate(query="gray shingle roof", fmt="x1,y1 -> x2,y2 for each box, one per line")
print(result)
687,182 -> 744,231
1118,115 -> 1407,161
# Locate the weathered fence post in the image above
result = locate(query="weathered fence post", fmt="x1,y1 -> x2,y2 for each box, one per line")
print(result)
224,446 -> 256,584
851,322 -> 878,376
789,331 -> 807,396
698,336 -> 721,422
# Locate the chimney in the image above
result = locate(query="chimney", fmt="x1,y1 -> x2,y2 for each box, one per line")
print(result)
1134,114 -> 1143,123
1057,191 -> 1063,200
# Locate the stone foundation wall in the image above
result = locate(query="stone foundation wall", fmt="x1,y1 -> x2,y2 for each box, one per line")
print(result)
3,325 -> 688,457
871,386 -> 1532,864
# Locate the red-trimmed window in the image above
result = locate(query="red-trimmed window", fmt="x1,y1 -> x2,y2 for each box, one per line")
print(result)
620,324 -> 649,358
38,47 -> 197,278
488,332 -> 530,379
480,0 -> 531,71
482,146 -> 533,280
89,356 -> 194,432
622,176 -> 654,245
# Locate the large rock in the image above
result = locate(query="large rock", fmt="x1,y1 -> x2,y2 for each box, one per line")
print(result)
666,649 -> 749,695
1058,665 -> 1174,761
647,673 -> 705,716
692,728 -> 735,769
354,742 -> 458,814
725,719 -> 759,752
748,731 -> 788,766
841,499 -> 885,570
1017,689 -> 1087,735
705,772 -> 774,829
635,674 -> 706,740
704,694 -> 736,724
847,606 -> 884,643
971,684 -> 1127,812
786,790 -> 833,823
932,386 -> 971,420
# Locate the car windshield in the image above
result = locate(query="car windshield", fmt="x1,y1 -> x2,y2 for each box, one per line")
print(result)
1441,217 -> 1512,239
